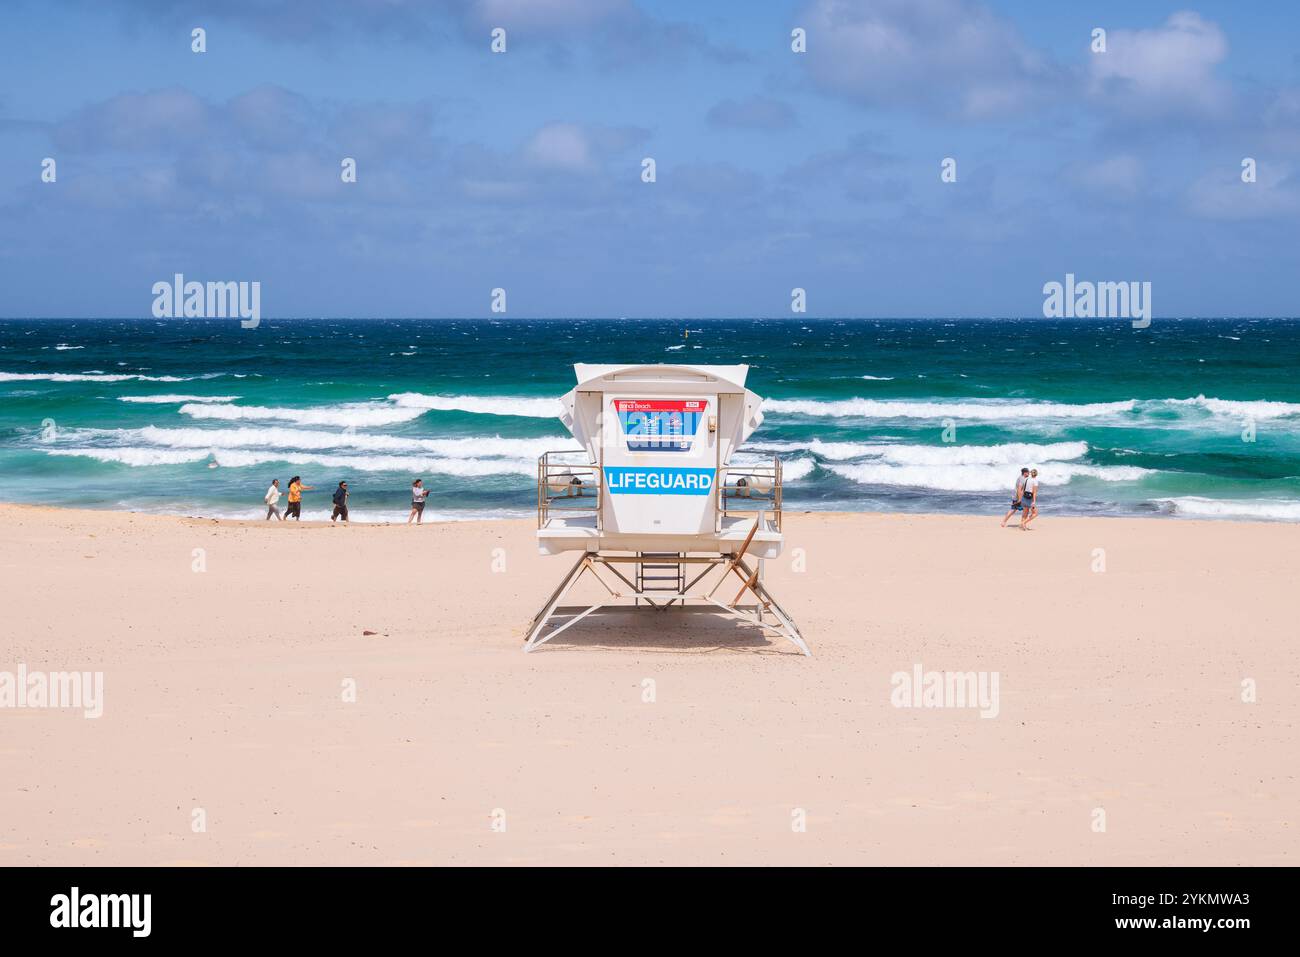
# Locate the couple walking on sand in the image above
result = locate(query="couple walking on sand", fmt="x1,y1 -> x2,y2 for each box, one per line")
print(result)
263,477 -> 349,522
263,476 -> 311,521
1000,467 -> 1040,530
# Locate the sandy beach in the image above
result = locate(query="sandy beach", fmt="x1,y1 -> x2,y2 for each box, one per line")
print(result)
1,502 -> 1295,866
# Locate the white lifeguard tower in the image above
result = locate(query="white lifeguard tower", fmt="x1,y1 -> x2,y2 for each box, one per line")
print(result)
526,363 -> 809,655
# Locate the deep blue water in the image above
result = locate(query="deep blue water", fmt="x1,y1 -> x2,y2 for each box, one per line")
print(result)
1,317 -> 1298,522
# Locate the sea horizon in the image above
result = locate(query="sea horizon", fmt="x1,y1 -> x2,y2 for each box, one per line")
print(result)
4,315 -> 1299,322
3,316 -> 1298,524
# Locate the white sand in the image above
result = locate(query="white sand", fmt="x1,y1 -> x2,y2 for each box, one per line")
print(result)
1,504 -> 1295,865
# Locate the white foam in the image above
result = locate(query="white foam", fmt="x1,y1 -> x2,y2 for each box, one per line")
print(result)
876,441 -> 1088,467
119,394 -> 240,404
777,458 -> 815,481
179,402 -> 425,427
42,446 -> 541,477
168,507 -> 536,524
762,397 -> 1137,421
45,447 -> 212,467
0,371 -> 197,383
388,392 -> 562,419
1155,497 -> 1300,522
800,439 -> 886,460
730,453 -> 815,481
752,439 -> 889,460
826,461 -> 1150,493
762,394 -> 1300,423
1165,395 -> 1300,420
751,439 -> 1087,465
126,425 -> 578,459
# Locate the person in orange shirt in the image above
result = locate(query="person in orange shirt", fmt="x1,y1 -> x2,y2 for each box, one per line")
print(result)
285,475 -> 314,521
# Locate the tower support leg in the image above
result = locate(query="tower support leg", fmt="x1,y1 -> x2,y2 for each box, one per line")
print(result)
523,551 -> 811,655
523,554 -> 589,652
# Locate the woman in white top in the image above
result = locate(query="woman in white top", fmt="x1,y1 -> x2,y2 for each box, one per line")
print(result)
408,478 -> 430,525
1020,469 -> 1040,529
264,479 -> 283,521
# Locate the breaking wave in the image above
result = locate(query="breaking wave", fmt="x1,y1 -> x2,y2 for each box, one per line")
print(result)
825,461 -> 1151,493
388,392 -> 561,419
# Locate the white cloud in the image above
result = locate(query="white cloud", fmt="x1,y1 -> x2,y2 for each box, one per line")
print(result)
469,0 -> 629,30
1187,163 -> 1300,220
523,123 -> 594,171
799,0 -> 1059,119
54,88 -> 211,153
521,122 -> 646,173
1088,12 -> 1230,117
1070,155 -> 1144,197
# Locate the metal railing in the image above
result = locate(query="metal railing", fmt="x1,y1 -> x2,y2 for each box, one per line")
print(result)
537,451 -> 601,529
537,452 -> 785,534
716,456 -> 783,533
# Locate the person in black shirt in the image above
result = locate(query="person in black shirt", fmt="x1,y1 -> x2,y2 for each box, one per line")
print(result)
331,481 -> 350,523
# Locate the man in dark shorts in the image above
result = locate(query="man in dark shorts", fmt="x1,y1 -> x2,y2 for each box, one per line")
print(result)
1000,468 -> 1030,527
331,481 -> 350,523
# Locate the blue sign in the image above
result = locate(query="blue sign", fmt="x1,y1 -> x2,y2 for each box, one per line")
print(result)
605,467 -> 715,496
615,399 -> 705,452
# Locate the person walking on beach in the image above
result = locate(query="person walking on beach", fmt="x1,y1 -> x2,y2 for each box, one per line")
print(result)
1001,467 -> 1030,527
331,481 -> 350,523
264,478 -> 284,521
285,475 -> 313,521
408,479 -> 430,525
1021,469 -> 1040,529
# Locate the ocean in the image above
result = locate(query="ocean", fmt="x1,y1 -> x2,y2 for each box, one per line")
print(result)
2,317 -> 1298,523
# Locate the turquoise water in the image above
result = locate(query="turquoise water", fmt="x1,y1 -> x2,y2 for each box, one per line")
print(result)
2,317 -> 1298,522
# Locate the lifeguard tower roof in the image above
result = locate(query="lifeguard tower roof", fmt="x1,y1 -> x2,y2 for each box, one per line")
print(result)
572,362 -> 751,390
559,363 -> 764,463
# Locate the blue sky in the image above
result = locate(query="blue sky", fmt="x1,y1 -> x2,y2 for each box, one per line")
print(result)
1,0 -> 1298,318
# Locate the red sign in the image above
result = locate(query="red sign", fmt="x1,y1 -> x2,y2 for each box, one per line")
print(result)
614,400 -> 705,412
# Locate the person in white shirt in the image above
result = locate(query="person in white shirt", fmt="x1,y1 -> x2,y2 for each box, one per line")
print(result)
1020,469 -> 1040,529
264,478 -> 283,521
408,478 -> 430,525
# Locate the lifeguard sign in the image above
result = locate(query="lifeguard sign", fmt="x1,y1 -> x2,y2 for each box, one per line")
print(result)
527,363 -> 808,655
604,394 -> 716,535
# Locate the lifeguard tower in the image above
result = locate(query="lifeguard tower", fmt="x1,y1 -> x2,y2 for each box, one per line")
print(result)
526,363 -> 809,655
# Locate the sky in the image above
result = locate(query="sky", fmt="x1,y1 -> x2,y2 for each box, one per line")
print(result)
1,0 -> 1298,318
